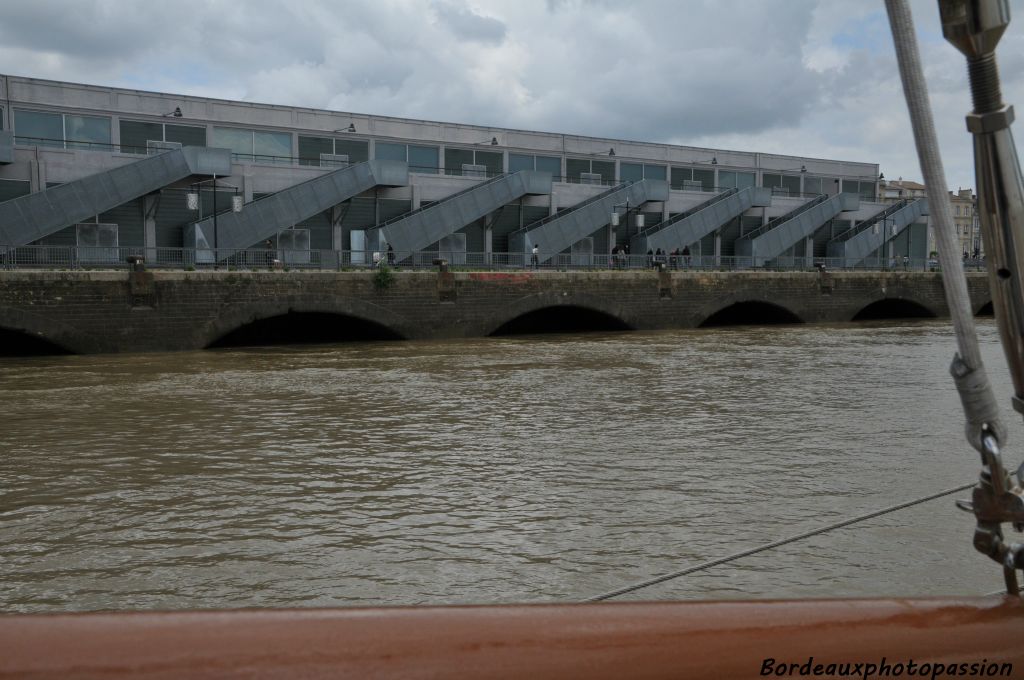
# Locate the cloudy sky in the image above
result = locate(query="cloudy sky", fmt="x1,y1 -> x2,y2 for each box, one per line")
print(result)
2,0 -> 1023,189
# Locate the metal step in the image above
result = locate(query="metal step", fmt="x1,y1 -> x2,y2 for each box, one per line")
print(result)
371,170 -> 552,254
631,186 -> 771,254
0,146 -> 231,247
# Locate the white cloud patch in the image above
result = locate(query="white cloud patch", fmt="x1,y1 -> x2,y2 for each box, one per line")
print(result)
3,0 -> 1024,189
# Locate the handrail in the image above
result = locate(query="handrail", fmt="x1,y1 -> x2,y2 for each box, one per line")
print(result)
377,172 -> 511,228
635,188 -> 737,237
828,199 -> 912,244
511,180 -> 636,236
742,194 -> 829,240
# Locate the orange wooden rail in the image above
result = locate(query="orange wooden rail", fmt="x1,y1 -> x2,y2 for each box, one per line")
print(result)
2,597 -> 1023,679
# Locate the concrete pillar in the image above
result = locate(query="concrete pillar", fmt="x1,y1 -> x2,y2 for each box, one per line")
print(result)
714,232 -> 722,266
661,201 -> 669,223
143,195 -> 158,261
411,183 -> 421,210
805,236 -> 814,265
484,224 -> 493,264
331,206 -> 344,252
29,159 -> 41,193
242,169 -> 254,203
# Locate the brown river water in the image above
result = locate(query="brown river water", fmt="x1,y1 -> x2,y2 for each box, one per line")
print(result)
1,319 -> 1019,612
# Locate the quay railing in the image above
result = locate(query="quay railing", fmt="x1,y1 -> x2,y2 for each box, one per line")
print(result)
0,245 -> 987,273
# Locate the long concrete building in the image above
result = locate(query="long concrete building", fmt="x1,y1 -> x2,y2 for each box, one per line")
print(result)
0,74 -> 930,267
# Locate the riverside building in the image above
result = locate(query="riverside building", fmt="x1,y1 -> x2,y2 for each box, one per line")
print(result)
0,74 -> 929,267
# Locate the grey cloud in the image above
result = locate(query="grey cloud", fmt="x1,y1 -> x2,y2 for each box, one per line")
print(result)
432,2 -> 507,44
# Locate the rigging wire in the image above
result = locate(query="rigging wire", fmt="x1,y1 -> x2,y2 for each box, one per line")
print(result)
584,482 -> 974,602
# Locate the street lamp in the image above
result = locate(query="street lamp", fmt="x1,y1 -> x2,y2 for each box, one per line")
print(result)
610,199 -> 645,265
187,175 -> 243,268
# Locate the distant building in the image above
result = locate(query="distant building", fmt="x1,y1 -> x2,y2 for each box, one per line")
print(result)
949,188 -> 981,258
879,178 -> 981,258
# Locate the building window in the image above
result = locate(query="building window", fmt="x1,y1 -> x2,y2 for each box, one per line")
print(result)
763,173 -> 801,196
509,153 -> 560,176
671,166 -> 715,191
374,142 -> 439,174
444,148 -> 502,177
277,228 -> 310,265
14,109 -> 111,150
566,158 -> 615,185
621,163 -> 667,182
120,120 -> 206,154
840,179 -> 876,201
297,135 -> 369,167
211,127 -> 292,163
718,170 -> 755,190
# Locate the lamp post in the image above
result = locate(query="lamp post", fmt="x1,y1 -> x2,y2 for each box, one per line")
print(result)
187,176 -> 243,269
611,199 -> 645,267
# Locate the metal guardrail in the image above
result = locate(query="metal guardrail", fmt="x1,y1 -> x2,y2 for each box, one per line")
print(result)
0,245 -> 987,272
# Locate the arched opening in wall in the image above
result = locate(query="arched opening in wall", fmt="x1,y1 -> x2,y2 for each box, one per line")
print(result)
976,301 -> 994,317
0,327 -> 74,356
490,306 -> 632,336
698,302 -> 803,328
851,299 -> 937,321
206,312 -> 404,348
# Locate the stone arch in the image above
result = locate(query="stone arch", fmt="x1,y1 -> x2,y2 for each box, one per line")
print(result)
199,297 -> 411,348
850,295 -> 939,321
0,305 -> 101,355
483,291 -> 634,336
698,300 -> 804,327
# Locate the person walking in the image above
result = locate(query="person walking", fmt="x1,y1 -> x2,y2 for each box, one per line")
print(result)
682,244 -> 691,268
531,244 -> 539,269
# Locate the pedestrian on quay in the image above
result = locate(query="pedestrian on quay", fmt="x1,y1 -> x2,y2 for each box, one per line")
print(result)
682,245 -> 691,268
264,239 -> 274,268
670,248 -> 679,269
646,249 -> 654,268
387,243 -> 395,266
531,244 -> 539,269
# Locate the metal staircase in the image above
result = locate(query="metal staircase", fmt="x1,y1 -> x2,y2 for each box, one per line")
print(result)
630,186 -> 772,254
826,198 -> 929,263
370,170 -> 552,254
734,192 -> 860,265
0,146 -> 231,247
509,179 -> 669,261
194,159 -> 408,255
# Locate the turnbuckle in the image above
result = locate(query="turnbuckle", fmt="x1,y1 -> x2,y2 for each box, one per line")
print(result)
957,432 -> 1024,594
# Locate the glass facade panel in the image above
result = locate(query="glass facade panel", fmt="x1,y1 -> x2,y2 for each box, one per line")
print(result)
65,114 -> 111,150
565,158 -> 590,182
735,172 -> 755,189
621,162 -> 643,182
781,175 -> 801,196
643,164 -> 666,181
444,148 -> 474,175
719,170 -> 737,189
670,166 -> 693,189
335,138 -> 368,164
14,109 -> 63,147
591,160 -> 615,182
375,142 -> 406,162
804,177 -> 823,194
509,153 -> 534,173
408,145 -> 438,173
536,156 -> 560,177
165,123 -> 206,148
475,150 -> 503,176
762,173 -> 781,188
298,135 -> 334,166
859,181 -> 876,201
693,168 -> 715,191
212,127 -> 255,157
120,120 -> 162,155
254,130 -> 291,161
